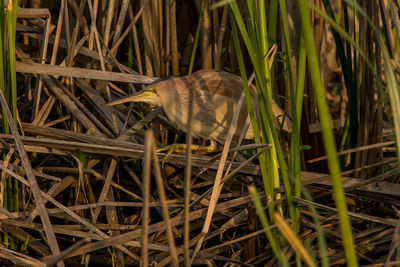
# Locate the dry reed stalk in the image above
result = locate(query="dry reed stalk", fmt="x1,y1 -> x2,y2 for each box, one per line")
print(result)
149,131 -> 179,267
88,0 -> 99,50
63,0 -> 71,49
87,0 -> 107,72
111,0 -> 129,49
33,14 -> 51,117
50,0 -> 65,65
0,83 -> 64,267
158,0 -> 165,76
183,88 -> 194,266
110,10 -> 140,56
67,0 -> 86,68
201,0 -> 212,69
308,141 -> 395,163
0,161 -> 140,261
0,245 -> 45,267
141,0 -> 154,76
191,93 -> 247,263
66,0 -> 88,35
64,193 -> 258,258
170,0 -> 179,75
214,5 -> 228,70
379,0 -> 395,57
102,0 -> 115,50
302,0 -> 324,171
151,0 -> 161,77
355,1 -> 377,178
76,79 -> 124,135
165,0 -> 171,76
46,238 -> 90,267
17,59 -> 154,83
273,212 -> 316,267
141,130 -> 152,267
31,95 -> 55,126
128,5 -> 143,75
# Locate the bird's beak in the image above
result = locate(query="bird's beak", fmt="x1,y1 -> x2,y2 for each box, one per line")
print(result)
105,91 -> 151,106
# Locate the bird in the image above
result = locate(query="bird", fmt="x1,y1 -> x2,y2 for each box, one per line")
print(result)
106,69 -> 291,147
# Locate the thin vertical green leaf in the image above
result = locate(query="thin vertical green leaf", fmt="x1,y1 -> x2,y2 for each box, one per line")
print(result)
8,0 -> 18,121
256,0 -> 281,214
0,0 -> 7,134
278,0 -> 301,231
248,186 -> 287,267
230,13 -> 275,219
298,186 -> 330,267
230,1 -> 295,222
294,36 -> 306,205
298,1 -> 358,266
188,0 -> 207,75
268,0 -> 278,44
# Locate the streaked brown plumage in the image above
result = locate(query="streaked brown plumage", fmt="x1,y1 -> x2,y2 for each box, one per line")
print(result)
107,69 -> 290,144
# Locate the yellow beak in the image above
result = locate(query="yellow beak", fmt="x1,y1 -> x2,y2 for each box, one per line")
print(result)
105,91 -> 154,106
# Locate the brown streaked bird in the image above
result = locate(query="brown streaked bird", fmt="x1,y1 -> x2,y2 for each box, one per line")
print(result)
106,69 -> 291,145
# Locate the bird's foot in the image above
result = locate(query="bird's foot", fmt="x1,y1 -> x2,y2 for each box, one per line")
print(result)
157,143 -> 217,166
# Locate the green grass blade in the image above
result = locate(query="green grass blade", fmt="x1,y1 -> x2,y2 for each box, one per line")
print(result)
298,0 -> 358,265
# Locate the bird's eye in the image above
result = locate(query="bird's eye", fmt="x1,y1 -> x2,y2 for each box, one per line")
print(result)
152,89 -> 157,94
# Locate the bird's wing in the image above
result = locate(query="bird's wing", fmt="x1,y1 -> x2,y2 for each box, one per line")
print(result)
182,74 -> 230,140
192,70 -> 244,101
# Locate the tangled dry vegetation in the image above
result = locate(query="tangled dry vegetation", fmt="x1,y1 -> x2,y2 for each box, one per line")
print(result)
0,0 -> 399,266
